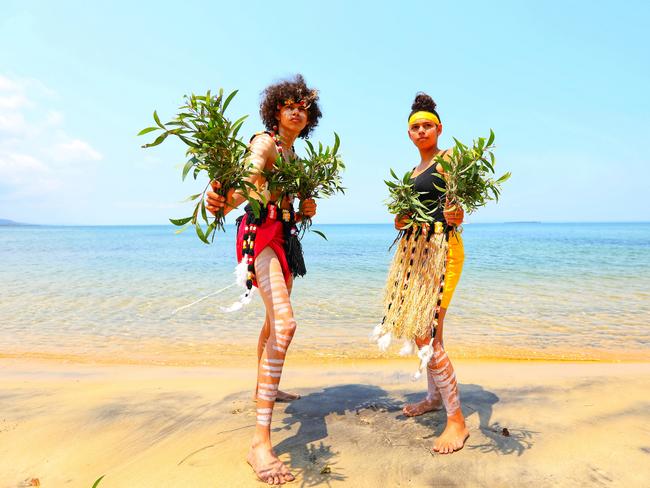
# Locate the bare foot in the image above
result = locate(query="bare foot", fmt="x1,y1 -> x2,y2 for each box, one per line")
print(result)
402,396 -> 442,417
253,390 -> 301,403
275,390 -> 300,402
433,419 -> 470,454
247,442 -> 295,485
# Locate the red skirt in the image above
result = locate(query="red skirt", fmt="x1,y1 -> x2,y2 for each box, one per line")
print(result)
236,217 -> 291,288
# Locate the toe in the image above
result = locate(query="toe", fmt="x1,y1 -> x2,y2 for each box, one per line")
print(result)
280,465 -> 294,482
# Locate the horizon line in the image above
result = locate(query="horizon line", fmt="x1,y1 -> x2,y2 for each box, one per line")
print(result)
3,220 -> 650,227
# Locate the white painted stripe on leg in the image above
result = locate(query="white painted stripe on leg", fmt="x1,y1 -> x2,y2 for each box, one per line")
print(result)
262,371 -> 282,378
258,388 -> 277,396
435,373 -> 457,389
262,365 -> 283,372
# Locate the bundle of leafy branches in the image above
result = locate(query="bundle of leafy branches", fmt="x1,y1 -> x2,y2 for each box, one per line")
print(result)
264,133 -> 345,239
434,130 -> 510,214
139,89 -> 256,243
385,168 -> 435,229
385,130 -> 510,228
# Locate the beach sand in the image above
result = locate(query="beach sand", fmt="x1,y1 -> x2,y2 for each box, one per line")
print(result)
1,357 -> 649,487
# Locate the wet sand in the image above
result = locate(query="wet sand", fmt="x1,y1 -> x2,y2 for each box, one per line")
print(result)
1,358 -> 649,487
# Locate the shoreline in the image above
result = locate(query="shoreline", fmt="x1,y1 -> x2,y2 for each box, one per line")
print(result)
1,344 -> 648,367
1,358 -> 649,487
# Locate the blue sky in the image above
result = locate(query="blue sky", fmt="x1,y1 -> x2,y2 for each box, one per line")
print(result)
1,0 -> 648,224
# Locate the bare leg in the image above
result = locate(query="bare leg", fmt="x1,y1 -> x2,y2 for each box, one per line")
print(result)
254,277 -> 300,402
429,318 -> 469,454
402,309 -> 447,417
246,247 -> 296,484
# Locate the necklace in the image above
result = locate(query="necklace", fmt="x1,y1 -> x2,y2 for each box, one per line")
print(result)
270,130 -> 295,160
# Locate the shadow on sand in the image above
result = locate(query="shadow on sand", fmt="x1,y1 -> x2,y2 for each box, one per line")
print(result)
272,384 -> 400,487
270,382 -> 535,486
402,383 -> 535,456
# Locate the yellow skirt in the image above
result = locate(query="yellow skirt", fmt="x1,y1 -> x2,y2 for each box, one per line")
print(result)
380,229 -> 464,341
441,232 -> 464,309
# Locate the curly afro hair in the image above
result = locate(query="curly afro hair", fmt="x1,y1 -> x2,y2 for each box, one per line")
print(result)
259,74 -> 322,139
409,92 -> 441,124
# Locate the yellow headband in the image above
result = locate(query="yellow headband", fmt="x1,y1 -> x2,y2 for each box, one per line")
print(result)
408,111 -> 440,126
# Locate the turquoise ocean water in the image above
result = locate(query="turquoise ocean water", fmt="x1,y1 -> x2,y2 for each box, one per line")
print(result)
1,223 -> 649,363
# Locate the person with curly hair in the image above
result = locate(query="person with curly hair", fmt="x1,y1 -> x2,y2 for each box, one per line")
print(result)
206,74 -> 320,485
390,92 -> 469,454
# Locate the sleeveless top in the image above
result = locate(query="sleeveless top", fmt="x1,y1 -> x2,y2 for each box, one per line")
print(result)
412,162 -> 446,222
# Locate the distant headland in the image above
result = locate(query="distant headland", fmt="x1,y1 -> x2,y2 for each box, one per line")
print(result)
0,219 -> 30,226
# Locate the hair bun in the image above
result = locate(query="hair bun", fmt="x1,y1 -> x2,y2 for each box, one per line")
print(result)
411,92 -> 437,112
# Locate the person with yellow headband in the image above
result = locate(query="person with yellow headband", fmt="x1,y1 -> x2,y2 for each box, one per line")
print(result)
386,92 -> 468,454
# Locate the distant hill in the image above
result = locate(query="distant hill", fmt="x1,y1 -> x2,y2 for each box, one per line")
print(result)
0,219 -> 27,226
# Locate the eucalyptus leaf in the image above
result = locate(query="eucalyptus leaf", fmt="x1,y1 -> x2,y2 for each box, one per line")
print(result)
169,216 -> 193,226
264,132 -> 345,237
385,130 -> 510,224
139,88 -> 257,240
137,126 -> 159,136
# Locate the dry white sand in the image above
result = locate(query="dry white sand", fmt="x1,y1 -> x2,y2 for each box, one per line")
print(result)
1,358 -> 649,487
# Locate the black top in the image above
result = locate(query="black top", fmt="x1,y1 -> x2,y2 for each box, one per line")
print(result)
412,163 -> 446,222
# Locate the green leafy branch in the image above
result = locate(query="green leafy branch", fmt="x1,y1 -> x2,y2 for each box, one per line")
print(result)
138,89 -> 257,243
434,129 -> 511,214
265,133 -> 345,239
384,168 -> 435,228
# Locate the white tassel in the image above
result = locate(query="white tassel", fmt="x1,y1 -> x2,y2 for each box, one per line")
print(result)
412,339 -> 434,380
234,260 -> 248,288
369,323 -> 384,342
219,288 -> 255,313
399,339 -> 415,356
240,288 -> 255,305
220,300 -> 243,313
377,332 -> 392,352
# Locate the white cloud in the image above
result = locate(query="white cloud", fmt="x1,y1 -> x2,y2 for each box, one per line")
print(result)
45,110 -> 64,126
0,111 -> 27,134
0,152 -> 48,183
0,75 -> 20,92
51,138 -> 102,162
0,93 -> 31,110
0,73 -> 102,204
